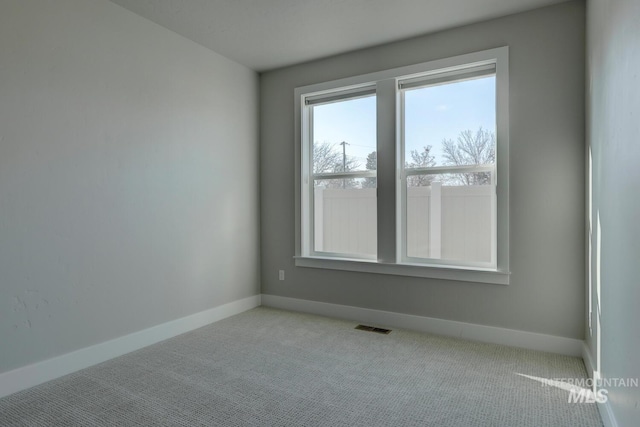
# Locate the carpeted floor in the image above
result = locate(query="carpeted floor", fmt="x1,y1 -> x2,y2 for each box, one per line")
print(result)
0,307 -> 603,426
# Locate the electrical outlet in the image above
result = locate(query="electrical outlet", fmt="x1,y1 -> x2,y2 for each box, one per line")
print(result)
278,270 -> 285,281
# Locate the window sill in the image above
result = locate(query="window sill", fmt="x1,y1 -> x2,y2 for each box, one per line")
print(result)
294,256 -> 510,285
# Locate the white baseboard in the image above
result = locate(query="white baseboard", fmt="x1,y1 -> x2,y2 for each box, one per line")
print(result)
582,341 -> 596,378
597,400 -> 619,427
581,342 -> 616,427
261,294 -> 583,357
0,295 -> 261,399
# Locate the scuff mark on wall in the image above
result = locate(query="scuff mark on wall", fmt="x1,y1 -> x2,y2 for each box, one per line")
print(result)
9,290 -> 57,331
12,296 -> 26,312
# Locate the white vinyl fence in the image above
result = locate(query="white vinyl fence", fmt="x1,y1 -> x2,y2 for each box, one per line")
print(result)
314,184 -> 494,263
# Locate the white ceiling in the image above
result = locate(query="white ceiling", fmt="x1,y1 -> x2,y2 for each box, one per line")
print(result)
109,0 -> 569,72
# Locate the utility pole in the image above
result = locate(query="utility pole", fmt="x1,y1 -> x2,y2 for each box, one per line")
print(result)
339,141 -> 349,189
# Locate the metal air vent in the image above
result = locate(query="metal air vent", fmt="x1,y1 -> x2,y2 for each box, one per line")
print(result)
355,324 -> 391,334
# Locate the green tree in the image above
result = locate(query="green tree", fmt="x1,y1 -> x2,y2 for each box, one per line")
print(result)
362,151 -> 377,188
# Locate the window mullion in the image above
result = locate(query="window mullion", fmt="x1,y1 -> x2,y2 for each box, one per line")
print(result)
404,165 -> 495,176
313,170 -> 376,180
376,79 -> 397,264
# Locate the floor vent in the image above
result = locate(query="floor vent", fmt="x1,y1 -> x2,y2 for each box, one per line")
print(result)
355,324 -> 391,334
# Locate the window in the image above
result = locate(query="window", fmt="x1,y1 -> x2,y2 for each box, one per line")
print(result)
295,48 -> 509,284
307,89 -> 377,259
400,65 -> 497,269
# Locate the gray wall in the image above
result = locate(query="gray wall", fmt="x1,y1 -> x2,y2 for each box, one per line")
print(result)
587,0 -> 640,424
261,1 -> 585,339
0,0 -> 259,373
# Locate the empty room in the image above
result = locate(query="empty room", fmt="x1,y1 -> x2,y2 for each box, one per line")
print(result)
0,0 -> 638,426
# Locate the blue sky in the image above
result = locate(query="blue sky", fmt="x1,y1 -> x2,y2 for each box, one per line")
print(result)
313,76 -> 496,168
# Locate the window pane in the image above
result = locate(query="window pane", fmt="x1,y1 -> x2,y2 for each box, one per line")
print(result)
404,76 -> 496,169
406,174 -> 494,264
312,96 -> 376,174
313,178 -> 377,257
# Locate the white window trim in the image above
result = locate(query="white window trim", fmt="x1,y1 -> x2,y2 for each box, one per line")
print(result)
294,47 -> 510,285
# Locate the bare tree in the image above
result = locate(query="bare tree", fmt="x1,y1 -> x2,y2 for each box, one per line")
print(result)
313,141 -> 361,189
441,128 -> 495,185
406,146 -> 436,187
313,141 -> 341,174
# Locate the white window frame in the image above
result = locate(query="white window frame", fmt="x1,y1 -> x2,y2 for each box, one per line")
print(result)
302,84 -> 378,261
398,62 -> 498,270
294,47 -> 510,285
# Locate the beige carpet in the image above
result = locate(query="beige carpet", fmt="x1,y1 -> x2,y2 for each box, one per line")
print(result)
0,307 -> 603,426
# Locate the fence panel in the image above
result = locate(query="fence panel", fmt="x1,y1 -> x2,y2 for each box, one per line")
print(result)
314,188 -> 376,256
314,185 -> 492,262
441,186 -> 493,263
